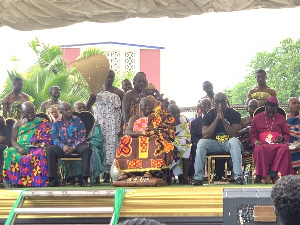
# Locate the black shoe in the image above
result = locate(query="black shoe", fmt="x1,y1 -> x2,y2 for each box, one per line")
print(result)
235,177 -> 244,185
191,179 -> 203,186
80,179 -> 91,187
214,175 -> 223,181
47,179 -> 59,187
103,173 -> 111,183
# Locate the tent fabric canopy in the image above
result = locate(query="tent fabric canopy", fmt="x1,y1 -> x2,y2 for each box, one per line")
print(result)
1,0 -> 300,31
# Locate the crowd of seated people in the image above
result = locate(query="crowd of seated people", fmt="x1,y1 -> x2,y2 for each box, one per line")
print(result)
0,68 -> 299,188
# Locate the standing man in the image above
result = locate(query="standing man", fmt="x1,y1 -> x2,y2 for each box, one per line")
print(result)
47,102 -> 92,187
190,98 -> 211,178
41,86 -> 62,113
249,96 -> 293,184
246,69 -> 277,106
94,70 -> 123,183
122,72 -> 148,125
2,77 -> 30,120
196,81 -> 214,117
121,79 -> 133,93
192,92 -> 244,185
102,70 -> 124,101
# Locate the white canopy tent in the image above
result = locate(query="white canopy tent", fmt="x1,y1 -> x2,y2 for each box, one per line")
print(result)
1,0 -> 300,31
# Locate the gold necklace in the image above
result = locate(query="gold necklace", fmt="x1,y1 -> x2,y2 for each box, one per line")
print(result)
264,111 -> 275,141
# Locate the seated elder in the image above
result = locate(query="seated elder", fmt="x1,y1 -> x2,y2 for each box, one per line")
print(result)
46,102 -> 92,187
115,96 -> 175,181
249,96 -> 293,184
168,104 -> 191,184
238,99 -> 259,160
286,97 -> 300,170
3,101 -> 52,187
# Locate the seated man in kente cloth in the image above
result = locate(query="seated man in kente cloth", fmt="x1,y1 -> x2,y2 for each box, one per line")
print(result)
249,96 -> 294,184
3,101 -> 52,187
192,92 -> 244,185
286,97 -> 300,171
168,104 -> 191,184
115,96 -> 175,185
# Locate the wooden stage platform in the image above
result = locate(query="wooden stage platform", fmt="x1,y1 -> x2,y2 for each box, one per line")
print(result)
0,185 -> 273,224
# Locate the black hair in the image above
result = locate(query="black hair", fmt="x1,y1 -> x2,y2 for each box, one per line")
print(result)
13,77 -> 23,84
256,69 -> 266,76
49,86 -> 60,94
271,175 -> 300,225
133,72 -> 147,81
122,79 -> 131,83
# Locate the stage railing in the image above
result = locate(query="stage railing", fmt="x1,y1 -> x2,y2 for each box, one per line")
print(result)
180,104 -> 289,113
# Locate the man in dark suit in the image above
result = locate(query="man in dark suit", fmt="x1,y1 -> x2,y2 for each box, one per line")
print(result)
189,98 -> 211,178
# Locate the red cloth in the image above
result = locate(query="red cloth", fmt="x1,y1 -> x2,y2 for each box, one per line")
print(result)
250,112 -> 290,146
250,112 -> 293,177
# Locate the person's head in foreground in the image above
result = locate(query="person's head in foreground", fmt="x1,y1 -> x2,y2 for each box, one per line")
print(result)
271,175 -> 300,225
118,218 -> 166,225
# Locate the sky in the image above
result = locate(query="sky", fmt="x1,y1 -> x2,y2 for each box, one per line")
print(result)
0,6 -> 300,108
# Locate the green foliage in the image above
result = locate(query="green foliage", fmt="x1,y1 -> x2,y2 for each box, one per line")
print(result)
113,71 -> 135,88
225,38 -> 300,105
77,48 -> 106,60
1,39 -> 137,112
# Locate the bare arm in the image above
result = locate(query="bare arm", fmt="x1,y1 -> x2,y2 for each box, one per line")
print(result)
223,123 -> 241,138
40,102 -> 47,113
11,121 -> 26,155
2,96 -> 9,118
124,115 -> 143,137
0,136 -> 6,144
122,93 -> 131,125
269,88 -> 277,97
202,118 -> 218,139
23,93 -> 30,101
246,89 -> 254,105
86,93 -> 96,112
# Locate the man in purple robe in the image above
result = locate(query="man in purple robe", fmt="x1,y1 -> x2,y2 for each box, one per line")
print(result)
249,96 -> 293,184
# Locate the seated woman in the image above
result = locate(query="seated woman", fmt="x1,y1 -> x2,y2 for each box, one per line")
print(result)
2,101 -> 52,187
115,96 -> 175,185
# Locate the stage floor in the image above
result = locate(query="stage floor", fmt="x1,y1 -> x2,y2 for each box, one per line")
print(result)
0,184 -> 273,223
